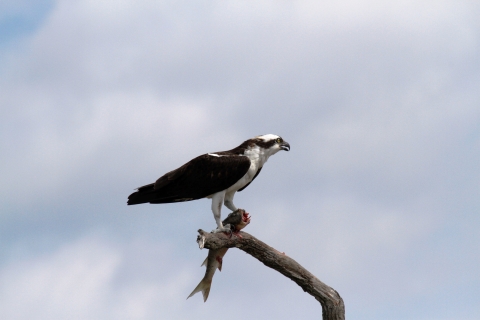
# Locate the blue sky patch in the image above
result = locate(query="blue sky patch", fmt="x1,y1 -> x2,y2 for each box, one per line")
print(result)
0,1 -> 54,47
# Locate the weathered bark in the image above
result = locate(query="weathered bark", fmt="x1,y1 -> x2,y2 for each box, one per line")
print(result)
196,230 -> 345,320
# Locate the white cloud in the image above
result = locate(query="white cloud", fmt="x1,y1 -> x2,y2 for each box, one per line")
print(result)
0,90 -> 216,210
250,193 -> 438,273
0,235 -> 121,319
0,234 -> 195,320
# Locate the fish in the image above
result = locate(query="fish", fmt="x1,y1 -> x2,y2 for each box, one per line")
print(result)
187,246 -> 228,302
223,208 -> 251,236
187,209 -> 251,302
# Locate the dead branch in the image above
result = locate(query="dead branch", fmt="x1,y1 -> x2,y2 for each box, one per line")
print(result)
196,229 -> 345,320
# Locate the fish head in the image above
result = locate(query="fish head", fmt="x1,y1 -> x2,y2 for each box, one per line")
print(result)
236,210 -> 251,230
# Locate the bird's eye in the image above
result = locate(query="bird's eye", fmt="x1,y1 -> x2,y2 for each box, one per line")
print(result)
276,138 -> 282,143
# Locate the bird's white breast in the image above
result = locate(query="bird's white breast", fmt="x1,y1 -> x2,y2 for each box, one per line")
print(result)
226,146 -> 270,193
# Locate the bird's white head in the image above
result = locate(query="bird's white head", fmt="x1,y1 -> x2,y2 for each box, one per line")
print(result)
227,134 -> 290,163
252,134 -> 290,157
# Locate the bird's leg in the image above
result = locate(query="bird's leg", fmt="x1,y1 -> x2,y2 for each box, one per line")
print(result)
211,191 -> 231,234
224,193 -> 239,237
224,192 -> 238,212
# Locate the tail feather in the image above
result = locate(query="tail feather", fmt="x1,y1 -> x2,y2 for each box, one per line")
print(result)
187,278 -> 211,302
127,182 -> 197,205
127,183 -> 156,205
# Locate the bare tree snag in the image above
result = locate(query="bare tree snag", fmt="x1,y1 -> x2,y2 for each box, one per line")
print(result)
196,229 -> 345,320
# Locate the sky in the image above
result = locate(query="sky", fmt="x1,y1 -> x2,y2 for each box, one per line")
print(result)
1,0 -> 479,319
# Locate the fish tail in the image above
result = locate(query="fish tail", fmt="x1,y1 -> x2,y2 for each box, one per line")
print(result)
186,277 -> 212,302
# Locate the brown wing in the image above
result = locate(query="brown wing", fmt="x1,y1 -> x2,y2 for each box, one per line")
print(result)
127,154 -> 251,205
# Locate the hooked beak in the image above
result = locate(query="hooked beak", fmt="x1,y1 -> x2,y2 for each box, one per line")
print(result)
280,141 -> 290,151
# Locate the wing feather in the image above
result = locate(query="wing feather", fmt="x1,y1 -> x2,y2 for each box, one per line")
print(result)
127,154 -> 251,205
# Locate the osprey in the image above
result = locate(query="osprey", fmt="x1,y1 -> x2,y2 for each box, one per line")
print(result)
127,134 -> 290,232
